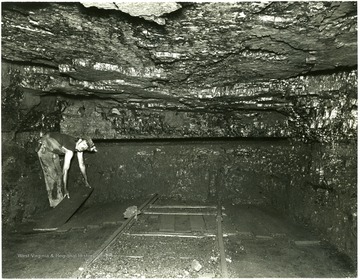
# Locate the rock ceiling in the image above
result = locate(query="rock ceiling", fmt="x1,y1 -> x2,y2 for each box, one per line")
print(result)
1,1 -> 358,112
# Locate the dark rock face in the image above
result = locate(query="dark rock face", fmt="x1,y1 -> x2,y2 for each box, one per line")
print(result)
302,142 -> 357,263
2,132 -> 49,227
69,139 -> 356,263
1,2 -> 357,141
1,1 -> 357,266
1,2 -> 357,100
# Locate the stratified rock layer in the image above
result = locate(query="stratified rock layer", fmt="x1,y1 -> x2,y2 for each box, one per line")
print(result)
2,2 -> 357,91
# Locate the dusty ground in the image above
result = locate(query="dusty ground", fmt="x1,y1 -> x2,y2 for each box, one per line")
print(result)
2,198 -> 356,278
2,226 -> 116,278
83,235 -> 220,278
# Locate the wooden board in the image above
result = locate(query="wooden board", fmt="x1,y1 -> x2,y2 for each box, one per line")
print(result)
175,215 -> 191,233
190,215 -> 206,232
203,215 -> 217,233
159,215 -> 175,232
147,215 -> 160,232
33,187 -> 93,231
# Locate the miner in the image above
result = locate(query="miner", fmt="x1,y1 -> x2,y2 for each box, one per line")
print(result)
36,132 -> 97,207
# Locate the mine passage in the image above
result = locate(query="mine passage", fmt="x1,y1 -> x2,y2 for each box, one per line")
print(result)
2,1 -> 357,278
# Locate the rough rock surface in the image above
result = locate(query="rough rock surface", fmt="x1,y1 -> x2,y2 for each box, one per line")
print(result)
81,2 -> 182,25
2,2 -> 357,141
2,2 -> 357,99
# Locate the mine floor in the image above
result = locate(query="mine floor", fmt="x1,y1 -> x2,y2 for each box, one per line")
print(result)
2,196 -> 356,278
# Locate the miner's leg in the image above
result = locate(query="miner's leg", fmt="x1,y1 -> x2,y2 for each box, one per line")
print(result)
37,146 -> 64,207
52,153 -> 64,205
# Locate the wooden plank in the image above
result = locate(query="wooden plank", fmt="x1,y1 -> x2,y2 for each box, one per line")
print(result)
147,215 -> 160,232
159,215 -> 175,232
203,215 -> 217,233
33,187 -> 94,231
189,215 -> 206,232
175,215 -> 191,233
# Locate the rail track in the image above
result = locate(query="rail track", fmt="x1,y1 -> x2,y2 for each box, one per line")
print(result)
73,193 -> 229,278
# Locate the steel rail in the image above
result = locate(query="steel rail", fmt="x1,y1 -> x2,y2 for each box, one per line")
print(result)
149,205 -> 217,209
216,202 -> 229,278
73,193 -> 159,278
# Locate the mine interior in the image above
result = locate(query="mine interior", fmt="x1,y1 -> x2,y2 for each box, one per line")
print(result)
1,1 -> 358,278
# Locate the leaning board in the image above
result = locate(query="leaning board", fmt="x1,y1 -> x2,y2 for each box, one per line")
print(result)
33,187 -> 94,231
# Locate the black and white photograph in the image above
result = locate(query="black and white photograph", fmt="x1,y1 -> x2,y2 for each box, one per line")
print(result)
1,1 -> 357,278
